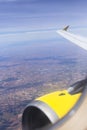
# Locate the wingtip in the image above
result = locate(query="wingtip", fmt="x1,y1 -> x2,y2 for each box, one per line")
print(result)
63,25 -> 69,31
56,25 -> 70,34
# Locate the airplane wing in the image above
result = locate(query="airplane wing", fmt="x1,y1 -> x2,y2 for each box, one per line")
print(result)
57,26 -> 87,51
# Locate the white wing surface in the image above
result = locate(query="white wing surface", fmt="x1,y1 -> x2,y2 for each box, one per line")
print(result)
57,26 -> 87,50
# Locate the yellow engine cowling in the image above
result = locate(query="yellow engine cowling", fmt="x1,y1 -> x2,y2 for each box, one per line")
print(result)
36,90 -> 81,119
22,78 -> 87,130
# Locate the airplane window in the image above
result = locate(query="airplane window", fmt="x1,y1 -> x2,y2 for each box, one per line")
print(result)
0,1 -> 87,129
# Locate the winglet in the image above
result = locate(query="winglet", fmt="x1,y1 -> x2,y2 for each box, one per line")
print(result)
63,25 -> 69,31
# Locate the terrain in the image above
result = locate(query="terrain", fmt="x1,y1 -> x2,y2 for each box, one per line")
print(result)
0,40 -> 87,130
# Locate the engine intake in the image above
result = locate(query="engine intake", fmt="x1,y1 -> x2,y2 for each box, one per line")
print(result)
22,101 -> 59,130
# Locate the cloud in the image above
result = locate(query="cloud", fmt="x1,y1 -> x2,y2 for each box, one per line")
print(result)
0,29 -> 58,44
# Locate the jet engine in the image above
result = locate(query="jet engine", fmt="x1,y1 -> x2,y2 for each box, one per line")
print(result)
22,78 -> 87,130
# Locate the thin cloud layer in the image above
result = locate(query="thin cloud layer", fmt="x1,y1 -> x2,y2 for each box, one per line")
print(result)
0,0 -> 87,39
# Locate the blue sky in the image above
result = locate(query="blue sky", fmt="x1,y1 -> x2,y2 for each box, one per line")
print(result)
0,0 -> 87,43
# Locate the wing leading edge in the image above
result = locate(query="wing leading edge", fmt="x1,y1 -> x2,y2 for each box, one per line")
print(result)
57,26 -> 87,51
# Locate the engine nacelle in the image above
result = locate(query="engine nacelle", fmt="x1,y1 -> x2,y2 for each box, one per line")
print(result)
22,78 -> 87,130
